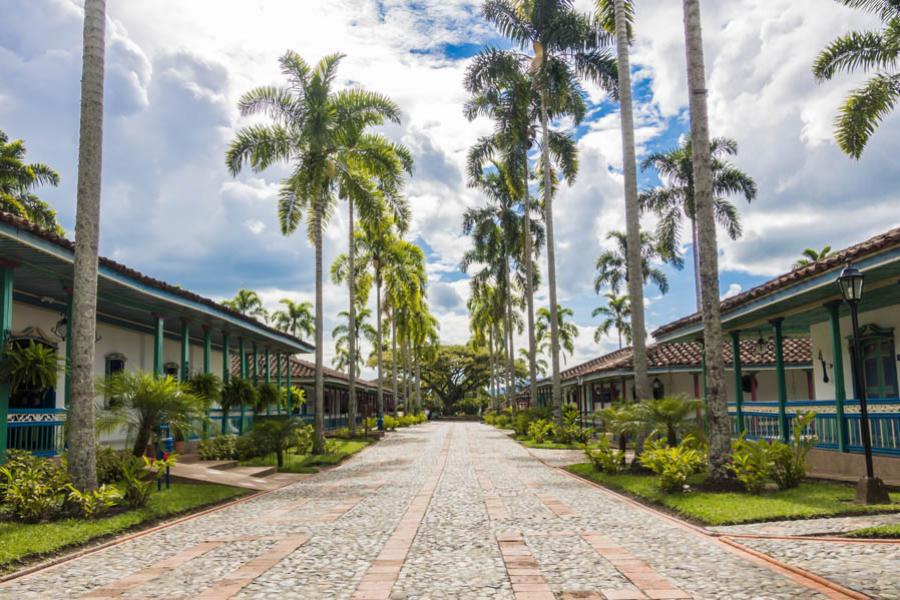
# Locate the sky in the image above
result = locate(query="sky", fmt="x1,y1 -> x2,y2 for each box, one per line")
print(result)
2,0 -> 899,378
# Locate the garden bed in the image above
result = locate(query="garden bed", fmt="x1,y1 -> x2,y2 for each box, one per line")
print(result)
0,483 -> 248,573
845,524 -> 900,539
240,438 -> 373,473
515,435 -> 584,450
566,463 -> 900,526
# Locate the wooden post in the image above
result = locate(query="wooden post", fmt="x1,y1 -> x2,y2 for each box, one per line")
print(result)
825,301 -> 848,452
771,318 -> 789,443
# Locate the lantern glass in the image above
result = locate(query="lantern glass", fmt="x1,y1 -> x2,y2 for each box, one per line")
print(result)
838,263 -> 864,303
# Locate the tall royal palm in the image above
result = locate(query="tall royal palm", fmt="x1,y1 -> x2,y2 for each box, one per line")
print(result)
223,288 -> 269,322
594,230 -> 681,296
640,137 -> 756,310
483,0 -> 618,423
682,0 -> 730,480
468,283 -> 504,407
536,305 -> 578,365
67,0 -> 106,492
814,0 -> 900,158
592,293 -> 631,349
271,298 -> 315,339
0,130 -> 63,235
385,238 -> 426,413
227,51 -> 409,452
594,0 -> 652,401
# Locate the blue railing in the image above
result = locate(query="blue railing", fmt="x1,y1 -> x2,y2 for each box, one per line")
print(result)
6,409 -> 67,456
730,399 -> 900,456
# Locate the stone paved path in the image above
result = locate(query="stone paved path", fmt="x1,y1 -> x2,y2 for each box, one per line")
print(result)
1,422 -> 896,599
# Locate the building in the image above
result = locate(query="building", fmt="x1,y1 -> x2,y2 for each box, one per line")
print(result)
529,338 -> 812,415
0,212 -> 313,456
652,226 -> 899,459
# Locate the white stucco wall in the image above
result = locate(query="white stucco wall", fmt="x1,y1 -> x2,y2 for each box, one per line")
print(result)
810,304 -> 899,401
11,300 -> 227,446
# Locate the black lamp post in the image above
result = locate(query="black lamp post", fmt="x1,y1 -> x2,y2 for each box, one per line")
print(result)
837,263 -> 890,504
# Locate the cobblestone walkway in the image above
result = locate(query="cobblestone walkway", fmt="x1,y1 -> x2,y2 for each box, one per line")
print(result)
1,422 -> 895,599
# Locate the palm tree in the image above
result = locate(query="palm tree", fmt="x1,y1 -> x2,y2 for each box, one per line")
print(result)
469,283 -> 504,407
593,0 -> 653,403
793,245 -> 833,269
594,230 -> 681,296
223,289 -> 269,322
813,1 -> 900,158
682,0 -> 730,481
385,238 -> 427,414
464,48 -> 545,408
637,395 -> 701,446
536,305 -> 578,365
0,130 -> 63,235
461,162 -> 526,409
226,52 -> 410,453
482,0 -> 619,424
640,136 -> 756,310
271,298 -> 315,339
67,0 -> 106,492
332,307 -> 377,374
518,347 -> 548,378
592,293 -> 631,348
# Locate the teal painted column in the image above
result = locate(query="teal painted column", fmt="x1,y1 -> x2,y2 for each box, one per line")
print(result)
252,342 -> 259,386
276,353 -> 283,416
285,354 -> 292,415
202,327 -> 212,439
221,332 -> 230,435
0,266 -> 14,461
238,338 -> 246,434
180,319 -> 190,382
264,348 -> 271,383
731,330 -> 745,434
153,315 -> 164,377
771,318 -> 789,443
825,301 -> 849,452
64,292 -> 73,407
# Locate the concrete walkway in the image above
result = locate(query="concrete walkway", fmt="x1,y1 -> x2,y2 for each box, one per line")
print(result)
1,422 -> 896,599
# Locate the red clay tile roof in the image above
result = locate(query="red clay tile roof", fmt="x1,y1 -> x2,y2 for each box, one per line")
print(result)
0,211 -> 311,349
652,226 -> 900,339
232,354 -> 376,389
547,338 -> 811,384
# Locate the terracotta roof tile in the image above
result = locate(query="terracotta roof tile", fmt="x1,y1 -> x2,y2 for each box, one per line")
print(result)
653,226 -> 900,339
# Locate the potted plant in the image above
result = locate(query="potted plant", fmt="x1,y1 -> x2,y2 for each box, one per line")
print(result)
187,372 -> 222,441
219,378 -> 258,435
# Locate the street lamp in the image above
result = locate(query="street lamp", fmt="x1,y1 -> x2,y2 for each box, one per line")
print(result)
837,263 -> 890,504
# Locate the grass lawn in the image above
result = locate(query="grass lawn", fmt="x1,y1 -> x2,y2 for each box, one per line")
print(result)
0,483 -> 247,572
566,463 -> 900,526
845,524 -> 900,539
515,435 -> 584,450
241,438 -> 372,473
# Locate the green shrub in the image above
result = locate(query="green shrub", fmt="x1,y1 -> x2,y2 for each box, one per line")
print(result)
383,415 -> 398,431
65,484 -> 120,518
585,436 -> 625,474
245,418 -> 304,467
281,386 -> 306,413
770,412 -> 817,490
293,423 -> 315,454
332,426 -> 352,439
513,412 -> 533,437
554,403 -> 590,444
639,438 -> 706,493
729,436 -> 772,494
364,417 -> 378,432
198,435 -> 238,461
527,419 -> 555,444
95,446 -> 143,485
120,456 -> 153,508
493,414 -> 511,429
144,454 -> 177,484
0,460 -> 67,522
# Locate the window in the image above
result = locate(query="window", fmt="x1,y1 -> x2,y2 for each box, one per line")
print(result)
652,378 -> 665,400
853,326 -> 897,400
163,362 -> 179,379
104,353 -> 127,408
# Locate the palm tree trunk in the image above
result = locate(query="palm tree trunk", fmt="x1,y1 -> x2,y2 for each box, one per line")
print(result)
504,257 -> 515,410
522,149 -> 538,408
313,202 -> 325,454
347,199 -> 357,435
488,328 -> 496,410
691,218 -> 702,311
615,0 -> 651,404
391,311 -> 398,417
376,273 -> 384,423
683,0 -> 730,480
67,0 -> 106,492
403,338 -> 411,412
540,90 -> 562,426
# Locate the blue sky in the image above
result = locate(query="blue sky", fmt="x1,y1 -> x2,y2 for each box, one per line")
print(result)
1,0 -> 898,375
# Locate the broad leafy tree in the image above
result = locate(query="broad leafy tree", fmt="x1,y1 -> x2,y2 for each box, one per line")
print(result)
814,0 -> 900,158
